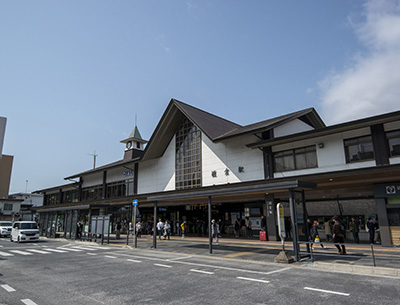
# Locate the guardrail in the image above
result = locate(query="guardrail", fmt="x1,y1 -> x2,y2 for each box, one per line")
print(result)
298,241 -> 378,266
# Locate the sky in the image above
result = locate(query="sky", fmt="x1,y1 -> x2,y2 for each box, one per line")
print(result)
1,0 -> 400,194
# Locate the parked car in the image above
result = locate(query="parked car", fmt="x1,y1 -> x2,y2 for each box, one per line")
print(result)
10,221 -> 40,243
0,221 -> 13,237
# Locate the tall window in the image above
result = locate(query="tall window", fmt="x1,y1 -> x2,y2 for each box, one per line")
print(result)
274,145 -> 317,172
106,179 -> 134,198
344,136 -> 374,163
175,118 -> 201,190
387,130 -> 400,157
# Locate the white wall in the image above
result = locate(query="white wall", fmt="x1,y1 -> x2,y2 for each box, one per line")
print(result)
81,172 -> 103,187
274,119 -> 314,137
273,127 -> 377,178
202,134 -> 264,186
138,137 -> 175,194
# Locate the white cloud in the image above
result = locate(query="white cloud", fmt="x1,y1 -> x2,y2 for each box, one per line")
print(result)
319,0 -> 400,125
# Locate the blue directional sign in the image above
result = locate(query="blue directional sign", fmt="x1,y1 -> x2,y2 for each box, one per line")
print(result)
132,199 -> 138,206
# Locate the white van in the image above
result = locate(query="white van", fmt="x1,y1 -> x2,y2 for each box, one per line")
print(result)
10,221 -> 40,243
0,221 -> 13,237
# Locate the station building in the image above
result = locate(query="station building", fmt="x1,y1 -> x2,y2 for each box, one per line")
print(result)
35,99 -> 400,246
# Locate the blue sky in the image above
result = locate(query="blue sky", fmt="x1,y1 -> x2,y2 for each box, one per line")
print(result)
1,1 -> 400,193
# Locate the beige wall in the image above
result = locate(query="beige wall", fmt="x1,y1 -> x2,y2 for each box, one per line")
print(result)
0,154 -> 13,198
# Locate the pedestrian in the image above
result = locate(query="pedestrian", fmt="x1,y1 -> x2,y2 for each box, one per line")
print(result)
181,221 -> 187,238
367,217 -> 376,244
115,222 -> 121,240
245,217 -> 253,238
76,220 -> 83,240
217,219 -> 224,238
324,218 -> 333,241
157,219 -> 164,240
234,218 -> 241,238
261,215 -> 267,232
164,221 -> 171,240
349,217 -> 360,243
211,219 -> 219,245
136,221 -> 142,238
311,220 -> 327,249
333,217 -> 346,255
196,220 -> 202,237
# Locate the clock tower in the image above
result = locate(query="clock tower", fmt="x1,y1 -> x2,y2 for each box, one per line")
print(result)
120,125 -> 147,161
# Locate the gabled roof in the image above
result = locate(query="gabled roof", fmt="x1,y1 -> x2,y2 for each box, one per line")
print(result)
142,99 -> 241,160
214,107 -> 326,141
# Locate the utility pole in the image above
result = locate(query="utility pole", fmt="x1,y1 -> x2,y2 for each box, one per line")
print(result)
88,151 -> 98,169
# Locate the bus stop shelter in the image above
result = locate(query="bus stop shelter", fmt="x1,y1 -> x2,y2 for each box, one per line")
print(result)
146,179 -> 316,261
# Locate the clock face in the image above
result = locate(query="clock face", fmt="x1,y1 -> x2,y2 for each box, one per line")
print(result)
126,141 -> 132,149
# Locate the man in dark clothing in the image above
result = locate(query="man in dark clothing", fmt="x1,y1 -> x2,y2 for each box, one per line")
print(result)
333,217 -> 346,255
349,217 -> 360,243
367,217 -> 376,244
261,215 -> 267,232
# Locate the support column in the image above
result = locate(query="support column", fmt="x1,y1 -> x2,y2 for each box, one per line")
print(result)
289,189 -> 300,261
265,194 -> 278,241
208,196 -> 212,254
153,201 -> 157,249
375,198 -> 391,246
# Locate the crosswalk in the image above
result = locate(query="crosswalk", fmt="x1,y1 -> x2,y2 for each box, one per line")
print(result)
0,245 -> 109,257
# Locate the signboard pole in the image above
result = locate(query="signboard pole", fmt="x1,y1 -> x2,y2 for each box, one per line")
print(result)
274,202 -> 294,264
132,200 -> 138,248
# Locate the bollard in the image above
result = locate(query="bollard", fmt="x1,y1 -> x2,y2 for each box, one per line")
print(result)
370,244 -> 376,267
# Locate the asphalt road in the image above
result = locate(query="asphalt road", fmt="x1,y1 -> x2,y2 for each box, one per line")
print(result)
0,238 -> 399,305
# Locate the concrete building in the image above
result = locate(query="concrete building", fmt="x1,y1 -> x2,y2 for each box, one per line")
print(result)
35,99 -> 400,247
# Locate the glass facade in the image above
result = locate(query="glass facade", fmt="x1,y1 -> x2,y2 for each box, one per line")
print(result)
175,118 -> 202,190
344,135 -> 374,163
274,145 -> 317,172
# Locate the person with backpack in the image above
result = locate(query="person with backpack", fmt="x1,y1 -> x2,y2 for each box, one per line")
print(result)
333,216 -> 346,255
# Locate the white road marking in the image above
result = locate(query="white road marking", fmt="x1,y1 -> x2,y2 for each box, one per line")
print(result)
264,267 -> 291,275
1,284 -> 16,292
58,247 -> 82,252
21,299 -> 38,305
154,264 -> 172,268
71,246 -> 99,250
26,249 -> 51,254
0,251 -> 14,257
87,253 -> 97,256
127,259 -> 141,263
104,255 -> 117,259
167,256 -> 193,261
44,249 -> 68,253
304,287 -> 350,296
9,250 -> 33,256
237,277 -> 270,283
190,269 -> 214,275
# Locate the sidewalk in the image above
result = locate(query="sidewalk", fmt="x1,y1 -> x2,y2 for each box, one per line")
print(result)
86,234 -> 400,277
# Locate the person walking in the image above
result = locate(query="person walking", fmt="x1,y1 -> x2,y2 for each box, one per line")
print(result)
261,215 -> 267,232
333,217 -> 346,255
234,218 -> 241,238
163,221 -> 171,240
156,219 -> 164,240
211,219 -> 219,245
196,220 -> 202,237
367,217 -> 376,244
324,218 -> 333,242
349,217 -> 360,243
245,217 -> 253,238
136,221 -> 142,238
76,220 -> 83,240
115,222 -> 121,240
311,220 -> 327,249
180,221 -> 187,238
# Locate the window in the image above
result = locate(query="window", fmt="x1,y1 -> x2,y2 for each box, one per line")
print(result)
82,185 -> 103,201
344,136 -> 374,163
3,203 -> 13,211
46,193 -> 59,205
387,130 -> 400,157
175,118 -> 202,190
274,145 -> 317,172
64,189 -> 79,203
106,179 -> 134,198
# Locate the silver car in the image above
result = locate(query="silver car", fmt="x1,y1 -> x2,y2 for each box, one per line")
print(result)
0,221 -> 12,237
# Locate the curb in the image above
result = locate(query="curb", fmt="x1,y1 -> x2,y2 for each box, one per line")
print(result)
311,261 -> 400,278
